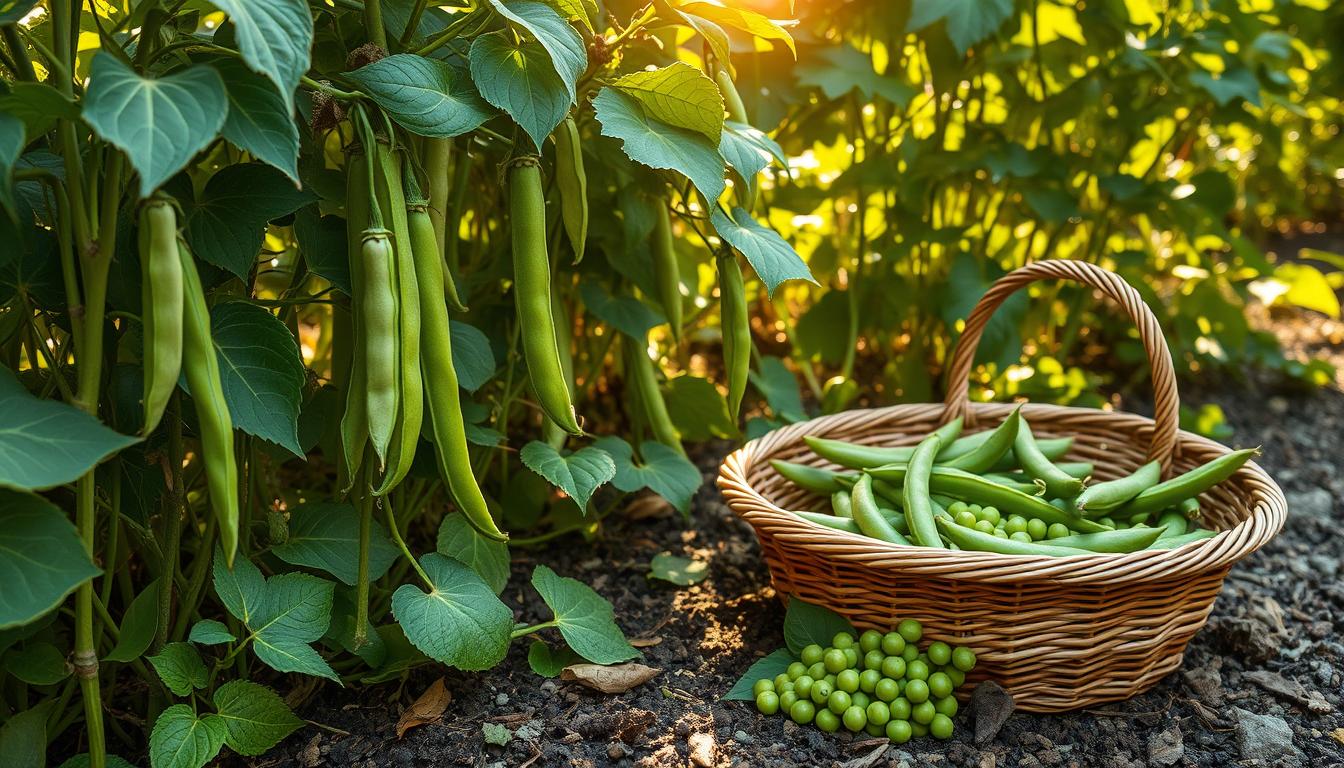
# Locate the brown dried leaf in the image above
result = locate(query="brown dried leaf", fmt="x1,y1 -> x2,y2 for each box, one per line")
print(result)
630,636 -> 663,648
1331,728 -> 1344,746
396,678 -> 451,738
561,663 -> 661,693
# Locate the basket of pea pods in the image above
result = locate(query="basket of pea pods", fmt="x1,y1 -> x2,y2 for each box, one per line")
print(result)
717,259 -> 1287,712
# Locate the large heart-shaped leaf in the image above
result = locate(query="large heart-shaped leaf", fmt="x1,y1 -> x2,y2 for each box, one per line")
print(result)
469,33 -> 571,151
663,375 -> 738,441
206,301 -> 306,456
436,512 -> 511,595
611,63 -> 723,142
531,564 -> 637,665
212,680 -> 304,757
709,207 -> 814,295
214,57 -> 301,183
0,112 -> 23,222
184,163 -> 316,279
210,0 -> 312,115
272,502 -> 398,585
0,490 -> 100,630
593,88 -> 725,203
149,705 -> 226,768
724,648 -> 794,700
678,2 -> 795,55
449,321 -> 495,392
907,0 -> 1014,53
577,282 -> 665,341
346,54 -> 493,139
83,54 -> 226,197
391,553 -> 513,671
0,366 -> 139,491
293,206 -> 350,296
518,441 -> 615,510
748,355 -> 806,423
783,599 -> 854,656
104,579 -> 159,663
0,700 -> 49,768
591,437 -> 702,516
488,0 -> 586,101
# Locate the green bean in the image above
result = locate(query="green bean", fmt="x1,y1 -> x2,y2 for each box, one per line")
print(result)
1145,529 -> 1218,549
139,196 -> 183,436
831,491 -> 854,519
1013,416 -> 1083,498
770,460 -> 856,494
340,146 -> 371,491
1117,449 -> 1259,517
978,473 -> 1049,495
1155,510 -> 1188,537
423,137 -> 467,311
718,252 -> 750,420
553,116 -> 588,263
1075,461 -> 1160,517
543,284 -> 574,450
1038,526 -> 1166,553
872,477 -> 903,509
942,407 -> 1021,473
1179,496 -> 1201,521
852,475 -> 911,545
790,510 -> 862,534
360,229 -> 399,466
651,203 -> 682,342
804,418 -> 962,469
903,434 -> 943,548
625,335 -> 683,454
935,517 -> 1091,557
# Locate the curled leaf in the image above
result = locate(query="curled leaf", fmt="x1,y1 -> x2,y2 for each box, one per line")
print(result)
560,662 -> 661,694
396,678 -> 451,738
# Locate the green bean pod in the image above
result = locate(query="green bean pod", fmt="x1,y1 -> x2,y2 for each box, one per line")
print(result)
139,196 -> 183,436
360,229 -> 399,466
803,418 -> 962,470
510,157 -> 583,435
769,459 -> 856,494
1179,496 -> 1201,521
422,138 -> 468,312
935,517 -> 1090,557
332,302 -> 359,493
544,285 -> 575,450
876,466 -> 1112,533
625,336 -> 683,454
872,477 -> 904,509
1145,528 -> 1218,549
1013,416 -> 1083,498
407,198 -> 507,542
790,509 -> 862,534
831,491 -> 853,519
178,241 -> 239,566
1155,510 -> 1188,537
943,407 -> 1021,474
652,204 -> 683,342
852,475 -> 911,545
718,251 -> 750,420
1116,448 -> 1259,518
903,434 -> 944,548
1075,461 -> 1161,517
1039,526 -> 1166,553
940,432 -> 1072,465
553,116 -> 588,263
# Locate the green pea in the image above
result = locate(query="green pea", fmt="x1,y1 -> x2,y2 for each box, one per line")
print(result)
1010,531 -> 1033,543
886,719 -> 913,744
863,649 -> 885,671
947,501 -> 969,517
905,679 -> 930,704
842,647 -> 859,669
954,510 -> 978,528
827,689 -> 852,715
880,632 -> 906,656
815,708 -> 840,733
928,671 -> 953,699
1026,518 -> 1048,540
927,642 -> 952,666
881,656 -> 906,679
779,690 -> 798,711
897,619 -> 923,644
977,506 -> 1002,526
911,721 -> 929,737
773,673 -> 791,690
912,700 -> 936,725
875,677 -> 900,702
787,661 -> 807,680
789,699 -> 816,724
947,668 -> 966,688
842,705 -> 867,732
935,695 -> 959,717
801,644 -> 824,666
866,700 -> 891,727
859,629 -> 883,653
850,691 -> 871,710
753,679 -> 774,696
1097,516 -> 1117,529
823,674 -> 836,687
952,646 -> 977,672
824,648 -> 848,674
858,669 -> 881,693
968,504 -> 983,514
974,519 -> 997,534
1047,522 -> 1071,539
901,644 -> 920,663
889,697 -> 912,721
865,721 -> 885,737
930,713 -> 954,740
992,527 -> 1009,538
810,679 -> 833,705
832,632 -> 856,650
1004,514 -> 1028,535
794,675 -> 814,698
807,662 -> 826,680
836,669 -> 860,694
906,659 -> 930,682
755,690 -> 779,715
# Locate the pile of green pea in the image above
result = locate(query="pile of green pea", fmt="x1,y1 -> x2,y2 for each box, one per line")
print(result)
751,619 -> 975,743
945,500 -> 1076,542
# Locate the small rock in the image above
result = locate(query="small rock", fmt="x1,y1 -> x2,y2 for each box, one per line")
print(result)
1287,487 -> 1333,523
1234,707 -> 1297,763
1147,724 -> 1184,766
734,729 -> 753,744
298,735 -> 322,768
1268,396 -> 1289,414
540,681 -> 557,694
1183,664 -> 1224,702
978,752 -> 997,768
494,692 -> 509,706
687,732 -> 716,767
971,682 -> 1015,746
608,743 -> 627,760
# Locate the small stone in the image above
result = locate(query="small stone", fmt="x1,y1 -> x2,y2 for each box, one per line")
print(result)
1234,708 -> 1297,763
971,682 -> 1015,746
494,692 -> 509,706
1147,724 -> 1184,766
298,735 -> 321,768
978,752 -> 997,768
608,743 -> 627,760
687,732 -> 716,767
734,730 -> 753,744
1184,664 -> 1224,701
1287,487 -> 1333,523
540,681 -> 557,694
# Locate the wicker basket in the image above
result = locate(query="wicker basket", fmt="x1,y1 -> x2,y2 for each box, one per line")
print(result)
717,260 -> 1287,712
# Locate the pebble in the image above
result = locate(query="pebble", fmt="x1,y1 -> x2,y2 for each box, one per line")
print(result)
688,731 -> 716,767
733,729 -> 752,744
1234,707 -> 1298,763
1147,724 -> 1184,767
608,743 -> 627,760
494,693 -> 509,706
971,681 -> 1015,745
1287,487 -> 1333,523
540,681 -> 557,694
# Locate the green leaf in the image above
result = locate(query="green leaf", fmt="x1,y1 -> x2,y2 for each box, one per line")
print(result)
184,163 -> 317,279
345,54 -> 493,139
593,88 -> 725,203
327,587 -> 386,667
592,437 -> 702,516
187,619 -> 235,646
105,579 -> 160,663
1271,262 -> 1340,318
0,489 -> 100,629
212,680 -> 304,756
450,321 -> 496,392
724,648 -> 794,700
710,207 -> 815,296
663,374 -> 738,441
212,547 -> 266,626
0,1 -> 39,25
527,639 -> 582,677
272,502 -> 398,586
214,57 -> 301,183
795,44 -> 915,105
1191,66 -> 1261,107
678,2 -> 795,55
212,550 -> 339,681
206,301 -> 306,455
907,0 -> 1014,53
577,281 -> 665,340
531,564 -> 638,665
519,441 -> 615,510
293,206 -> 350,296
148,642 -> 208,697
488,0 -> 587,101
82,54 -> 226,197
546,0 -> 595,31
649,553 -> 708,586
0,701 -> 49,768
783,599 -> 853,656
391,553 -> 514,671
941,252 -> 1026,370
0,366 -> 139,491
149,705 -> 226,768
749,356 -> 806,423
436,512 -> 511,595
1022,187 -> 1079,223
719,121 -> 786,197
0,111 -> 23,223
469,33 -> 571,151
0,83 -> 78,144
612,63 -> 723,143
210,0 -> 313,115
55,755 -> 139,768
5,642 -> 69,685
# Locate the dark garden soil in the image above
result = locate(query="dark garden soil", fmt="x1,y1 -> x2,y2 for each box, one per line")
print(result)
247,312 -> 1344,768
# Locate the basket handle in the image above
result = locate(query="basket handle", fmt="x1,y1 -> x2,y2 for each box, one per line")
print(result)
940,259 -> 1180,471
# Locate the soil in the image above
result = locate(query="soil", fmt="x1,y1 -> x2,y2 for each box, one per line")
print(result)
232,308 -> 1344,768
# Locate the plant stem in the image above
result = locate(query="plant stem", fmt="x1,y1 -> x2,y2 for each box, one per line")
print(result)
156,395 -> 186,653
365,0 -> 388,49
400,0 -> 429,46
383,495 -> 431,587
354,459 -> 373,649
1,26 -> 35,80
510,621 -> 558,640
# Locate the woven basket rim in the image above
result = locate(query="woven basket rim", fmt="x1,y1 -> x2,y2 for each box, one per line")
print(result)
717,401 -> 1287,586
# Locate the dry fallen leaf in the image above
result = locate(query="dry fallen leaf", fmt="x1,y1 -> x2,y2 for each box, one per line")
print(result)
396,677 -> 451,738
630,636 -> 663,648
1331,728 -> 1344,746
561,663 -> 661,693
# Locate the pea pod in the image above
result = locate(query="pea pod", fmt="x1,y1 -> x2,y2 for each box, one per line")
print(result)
178,241 -> 239,566
543,285 -> 575,450
510,157 -> 583,435
830,491 -> 853,519
1179,496 -> 1201,521
790,509 -> 862,534
1014,416 -> 1083,498
803,418 -> 962,469
718,251 -> 750,420
553,116 -> 588,263
1116,449 -> 1259,518
1155,510 -> 1188,537
422,138 -> 468,312
902,434 -> 944,548
769,459 -> 856,494
935,517 -> 1091,557
943,407 -> 1021,473
340,147 -> 371,491
138,196 -> 183,436
1145,528 -> 1218,549
1039,526 -> 1166,553
407,194 -> 507,542
359,228 -> 399,465
652,204 -> 683,342
625,335 -> 683,454
852,475 -> 911,545
1075,461 -> 1160,517
940,432 -> 1073,465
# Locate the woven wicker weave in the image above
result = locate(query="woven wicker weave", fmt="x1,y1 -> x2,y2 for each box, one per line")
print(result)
717,260 -> 1287,712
